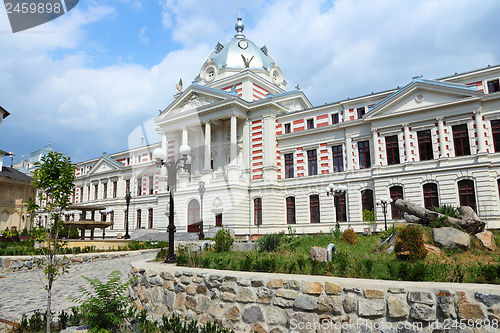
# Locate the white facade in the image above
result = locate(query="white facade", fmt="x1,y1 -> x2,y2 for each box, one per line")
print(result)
73,20 -> 500,236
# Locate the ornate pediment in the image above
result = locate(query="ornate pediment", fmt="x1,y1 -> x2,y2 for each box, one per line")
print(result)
178,93 -> 217,113
86,156 -> 122,177
366,79 -> 482,119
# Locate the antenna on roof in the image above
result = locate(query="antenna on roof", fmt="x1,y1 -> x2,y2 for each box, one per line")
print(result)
239,0 -> 241,17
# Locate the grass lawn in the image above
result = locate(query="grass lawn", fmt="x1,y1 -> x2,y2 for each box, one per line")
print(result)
172,227 -> 500,284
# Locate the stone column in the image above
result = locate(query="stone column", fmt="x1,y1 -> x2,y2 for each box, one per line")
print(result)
475,108 -> 487,154
437,117 -> 446,158
230,114 -> 237,165
404,124 -> 412,162
372,129 -> 380,167
182,126 -> 188,147
345,137 -> 353,170
204,121 -> 211,170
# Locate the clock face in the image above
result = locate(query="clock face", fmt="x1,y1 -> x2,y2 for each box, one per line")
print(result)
238,40 -> 248,50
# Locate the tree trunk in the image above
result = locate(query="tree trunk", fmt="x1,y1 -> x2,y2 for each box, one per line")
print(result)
393,199 -> 486,234
46,268 -> 52,333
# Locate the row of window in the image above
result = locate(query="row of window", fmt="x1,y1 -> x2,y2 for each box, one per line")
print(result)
252,180 -> 477,224
74,176 -> 157,203
123,208 -> 154,229
283,121 -> 500,178
282,108 -> 367,134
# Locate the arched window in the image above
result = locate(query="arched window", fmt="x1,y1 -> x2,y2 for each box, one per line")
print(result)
310,195 -> 320,223
361,189 -> 374,212
187,200 -> 200,233
423,183 -> 439,210
286,197 -> 296,224
254,198 -> 262,225
390,186 -> 404,219
458,180 -> 477,212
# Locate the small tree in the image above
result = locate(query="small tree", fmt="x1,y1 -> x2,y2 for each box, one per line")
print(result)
26,151 -> 75,333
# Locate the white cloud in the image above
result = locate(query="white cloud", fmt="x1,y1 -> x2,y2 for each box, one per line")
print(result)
139,26 -> 149,44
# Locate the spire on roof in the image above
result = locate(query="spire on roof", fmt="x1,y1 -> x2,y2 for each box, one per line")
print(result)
235,17 -> 245,37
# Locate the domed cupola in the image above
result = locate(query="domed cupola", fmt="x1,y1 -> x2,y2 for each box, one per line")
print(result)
197,17 -> 285,89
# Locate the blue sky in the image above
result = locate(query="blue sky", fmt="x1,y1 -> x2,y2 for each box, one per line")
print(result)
1,0 -> 500,165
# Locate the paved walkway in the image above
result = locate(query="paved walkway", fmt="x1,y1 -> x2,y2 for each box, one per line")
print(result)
0,251 -> 157,323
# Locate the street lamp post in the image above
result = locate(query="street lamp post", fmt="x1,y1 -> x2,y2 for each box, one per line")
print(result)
124,190 -> 131,239
198,181 -> 206,240
325,183 -> 348,227
376,196 -> 393,231
153,145 -> 191,263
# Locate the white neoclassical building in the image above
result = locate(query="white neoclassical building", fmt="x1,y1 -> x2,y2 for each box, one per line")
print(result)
71,18 -> 500,237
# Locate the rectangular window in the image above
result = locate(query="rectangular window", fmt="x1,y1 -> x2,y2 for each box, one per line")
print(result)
110,211 -> 114,230
284,123 -> 291,134
310,195 -> 320,223
136,209 -> 141,229
254,198 -> 262,225
488,79 -> 500,93
94,184 -> 98,201
358,141 -> 371,169
331,113 -> 339,125
125,179 -> 130,194
491,120 -> 500,152
149,176 -> 154,195
417,130 -> 434,161
113,182 -> 117,198
103,183 -> 107,199
286,197 -> 296,224
307,118 -> 314,129
215,214 -> 222,226
137,177 -> 142,196
80,186 -> 84,202
357,107 -> 365,119
332,145 -> 344,172
335,193 -> 347,222
385,135 -> 400,165
284,153 -> 294,178
148,208 -> 153,229
423,183 -> 439,210
452,124 -> 471,156
390,186 -> 404,219
458,180 -> 477,212
307,149 -> 317,176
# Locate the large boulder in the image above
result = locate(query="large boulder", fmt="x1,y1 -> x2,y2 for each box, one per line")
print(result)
309,246 -> 327,263
474,231 -> 497,251
433,227 -> 470,250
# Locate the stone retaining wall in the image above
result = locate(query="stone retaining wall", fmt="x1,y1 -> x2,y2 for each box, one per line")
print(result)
129,259 -> 500,333
0,249 -> 158,273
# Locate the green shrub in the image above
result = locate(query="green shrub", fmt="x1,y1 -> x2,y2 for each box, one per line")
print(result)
213,228 -> 233,252
362,209 -> 375,225
429,215 -> 453,228
70,270 -> 133,332
394,225 -> 427,260
433,204 -> 459,218
258,233 -> 281,252
341,229 -> 358,245
21,227 -> 29,237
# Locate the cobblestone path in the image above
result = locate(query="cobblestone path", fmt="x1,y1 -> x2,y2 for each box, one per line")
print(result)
0,251 -> 157,323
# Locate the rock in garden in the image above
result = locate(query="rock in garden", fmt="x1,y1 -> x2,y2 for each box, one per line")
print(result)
433,227 -> 470,250
474,231 -> 496,250
424,244 -> 441,254
309,247 -> 327,263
